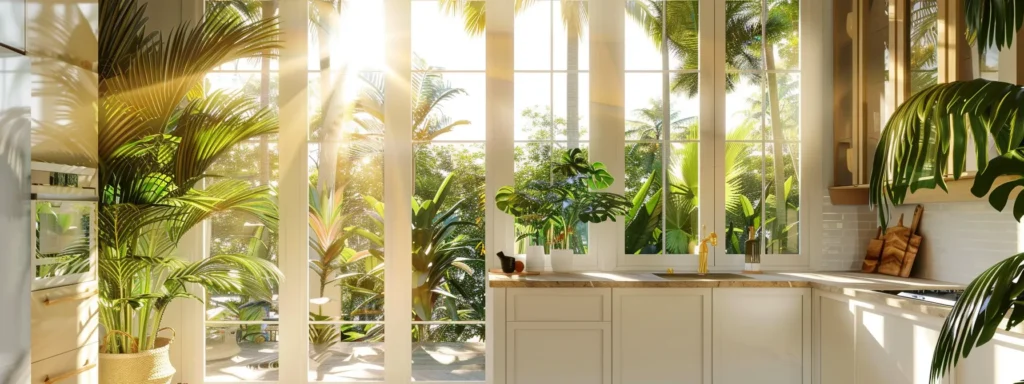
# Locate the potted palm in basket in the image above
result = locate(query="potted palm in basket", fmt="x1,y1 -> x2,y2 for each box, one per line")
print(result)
497,149 -> 630,271
96,1 -> 282,382
867,1 -> 1024,382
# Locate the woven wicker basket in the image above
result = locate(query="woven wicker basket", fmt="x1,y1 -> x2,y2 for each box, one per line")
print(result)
99,329 -> 176,384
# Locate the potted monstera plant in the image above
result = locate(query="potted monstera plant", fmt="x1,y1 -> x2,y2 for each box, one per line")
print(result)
866,1 -> 1024,383
96,1 -> 282,382
497,149 -> 630,272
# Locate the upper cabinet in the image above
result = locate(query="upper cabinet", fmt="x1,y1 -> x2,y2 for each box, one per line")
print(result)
27,0 -> 99,167
0,0 -> 26,52
830,0 -> 1024,205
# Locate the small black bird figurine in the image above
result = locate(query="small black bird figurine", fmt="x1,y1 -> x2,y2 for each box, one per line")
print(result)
497,251 -> 516,273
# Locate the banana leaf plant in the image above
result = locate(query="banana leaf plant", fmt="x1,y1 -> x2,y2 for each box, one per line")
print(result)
497,148 -> 631,252
625,169 -> 664,254
865,2 -> 1024,382
97,0 -> 283,354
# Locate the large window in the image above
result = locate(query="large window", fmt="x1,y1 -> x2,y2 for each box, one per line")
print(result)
513,0 -> 591,254
193,0 -> 818,381
621,0 -> 802,266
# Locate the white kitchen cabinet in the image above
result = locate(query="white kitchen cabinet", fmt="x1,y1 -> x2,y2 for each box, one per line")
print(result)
956,333 -> 1024,383
854,304 -> 944,384
612,288 -> 710,384
713,288 -> 811,384
813,291 -> 856,384
506,322 -> 611,384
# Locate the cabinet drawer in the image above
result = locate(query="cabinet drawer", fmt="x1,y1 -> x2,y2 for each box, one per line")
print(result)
31,343 -> 97,384
31,282 -> 98,363
508,288 -> 610,322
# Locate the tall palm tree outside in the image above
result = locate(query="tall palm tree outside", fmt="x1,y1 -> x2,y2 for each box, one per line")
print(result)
442,0 -> 588,149
626,0 -> 800,253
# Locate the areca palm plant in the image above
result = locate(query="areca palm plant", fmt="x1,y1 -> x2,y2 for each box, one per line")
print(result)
865,1 -> 1024,382
98,0 -> 283,354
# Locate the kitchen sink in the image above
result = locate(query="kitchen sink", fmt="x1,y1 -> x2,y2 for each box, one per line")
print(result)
652,273 -> 752,280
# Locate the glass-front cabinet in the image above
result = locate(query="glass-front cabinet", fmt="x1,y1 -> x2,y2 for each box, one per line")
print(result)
831,0 -> 1022,200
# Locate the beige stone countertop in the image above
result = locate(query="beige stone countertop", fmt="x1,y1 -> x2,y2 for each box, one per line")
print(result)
491,271 -> 969,322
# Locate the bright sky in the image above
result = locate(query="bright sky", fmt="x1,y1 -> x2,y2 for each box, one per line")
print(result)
206,1 -> 796,142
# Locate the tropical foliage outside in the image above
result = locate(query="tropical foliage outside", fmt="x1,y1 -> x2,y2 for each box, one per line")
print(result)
202,0 -> 805,356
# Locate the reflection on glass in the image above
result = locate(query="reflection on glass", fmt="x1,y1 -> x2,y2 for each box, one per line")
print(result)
309,324 -> 385,382
205,324 -> 280,382
908,0 -> 938,96
411,326 -> 486,382
624,143 -> 663,254
33,201 -> 93,279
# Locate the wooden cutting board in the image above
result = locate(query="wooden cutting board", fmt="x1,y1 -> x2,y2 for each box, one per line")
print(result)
899,206 -> 925,277
861,227 -> 884,273
878,214 -> 910,276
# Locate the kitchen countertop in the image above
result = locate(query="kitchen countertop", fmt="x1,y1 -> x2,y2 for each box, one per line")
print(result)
490,271 -> 968,321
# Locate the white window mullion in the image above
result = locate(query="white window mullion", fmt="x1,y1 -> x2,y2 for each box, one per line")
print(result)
277,0 -> 309,380
591,0 -> 625,270
711,0 -> 727,267
800,0 -> 824,270
383,0 -> 413,381
486,0 -> 514,380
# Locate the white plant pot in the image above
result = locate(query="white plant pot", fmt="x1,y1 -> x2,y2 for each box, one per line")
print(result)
550,249 -> 574,272
525,246 -> 546,272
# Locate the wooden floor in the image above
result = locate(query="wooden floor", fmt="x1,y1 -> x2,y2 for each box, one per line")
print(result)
205,341 -> 486,382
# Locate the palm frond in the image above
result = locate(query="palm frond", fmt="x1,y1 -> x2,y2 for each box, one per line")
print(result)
869,79 -> 1024,227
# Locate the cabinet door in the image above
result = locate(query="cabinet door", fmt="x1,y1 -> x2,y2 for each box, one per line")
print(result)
854,306 -> 944,384
956,333 -> 1024,383
613,288 -> 710,384
713,288 -> 810,384
507,322 -> 610,384
815,293 -> 855,384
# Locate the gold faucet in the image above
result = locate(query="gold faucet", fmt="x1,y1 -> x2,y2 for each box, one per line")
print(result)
697,225 -> 717,275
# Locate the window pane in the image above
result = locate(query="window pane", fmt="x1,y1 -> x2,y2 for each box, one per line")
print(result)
412,72 -> 486,142
625,73 -> 665,141
514,73 -> 553,141
764,73 -> 799,141
725,0 -> 763,71
670,72 -> 700,139
205,324 -> 280,382
553,72 -> 589,142
767,0 -> 799,70
667,142 -> 700,254
309,324 -> 385,382
723,142 -> 764,255
309,0 -> 384,72
625,6 -> 665,71
764,143 -> 800,254
666,0 -> 701,71
725,72 -> 764,140
908,0 -> 938,96
625,143 -> 664,254
411,325 -> 486,381
412,1 -> 485,71
514,1 -> 552,70
412,144 -> 486,324
552,0 -> 590,71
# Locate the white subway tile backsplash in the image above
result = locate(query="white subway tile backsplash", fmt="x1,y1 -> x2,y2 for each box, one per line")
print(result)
819,193 -> 1022,284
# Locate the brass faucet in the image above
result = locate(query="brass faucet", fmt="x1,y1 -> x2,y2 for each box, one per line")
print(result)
697,225 -> 717,275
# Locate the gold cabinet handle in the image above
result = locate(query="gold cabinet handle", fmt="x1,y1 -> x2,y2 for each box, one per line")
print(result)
43,362 -> 95,384
43,290 -> 97,306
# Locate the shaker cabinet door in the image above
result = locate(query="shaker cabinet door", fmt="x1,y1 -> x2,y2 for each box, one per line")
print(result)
506,322 -> 611,384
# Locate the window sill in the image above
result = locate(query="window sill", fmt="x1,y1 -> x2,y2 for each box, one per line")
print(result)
828,176 -> 1018,206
